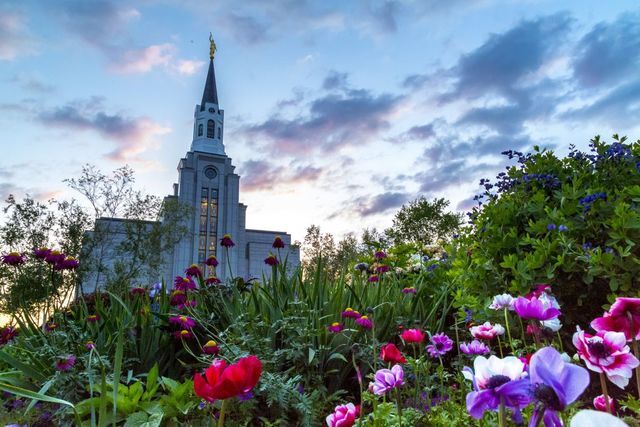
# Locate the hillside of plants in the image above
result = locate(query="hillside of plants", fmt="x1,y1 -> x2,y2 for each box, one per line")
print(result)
2,136 -> 640,426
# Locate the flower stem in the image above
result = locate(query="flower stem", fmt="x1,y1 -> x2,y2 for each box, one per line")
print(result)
599,372 -> 611,414
396,388 -> 403,427
504,308 -> 516,355
496,335 -> 504,358
498,396 -> 506,427
217,399 -> 228,427
628,312 -> 640,398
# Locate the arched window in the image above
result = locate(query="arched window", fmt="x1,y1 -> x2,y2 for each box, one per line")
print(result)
198,124 -> 203,136
217,127 -> 221,139
207,120 -> 214,138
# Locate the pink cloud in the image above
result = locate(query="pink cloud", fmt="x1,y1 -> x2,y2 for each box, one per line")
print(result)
110,43 -> 176,74
0,10 -> 35,60
174,59 -> 206,75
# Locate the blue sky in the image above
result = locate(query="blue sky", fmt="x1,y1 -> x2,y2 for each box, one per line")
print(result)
1,0 -> 640,242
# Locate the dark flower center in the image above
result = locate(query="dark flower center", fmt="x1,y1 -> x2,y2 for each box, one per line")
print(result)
435,343 -> 443,350
533,384 -> 563,411
588,341 -> 610,359
486,375 -> 511,389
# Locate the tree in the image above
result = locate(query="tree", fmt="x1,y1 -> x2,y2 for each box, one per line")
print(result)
386,197 -> 463,246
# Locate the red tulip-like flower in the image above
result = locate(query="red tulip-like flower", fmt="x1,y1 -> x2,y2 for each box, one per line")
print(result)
591,297 -> 640,341
380,343 -> 407,364
2,252 -> 25,266
194,355 -> 263,402
205,255 -> 219,267
264,254 -> 279,266
272,236 -> 285,249
220,234 -> 235,248
401,328 -> 425,344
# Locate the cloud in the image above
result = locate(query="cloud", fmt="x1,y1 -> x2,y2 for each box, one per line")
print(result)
573,13 -> 640,88
322,71 -> 349,91
389,123 -> 435,143
239,159 -> 323,191
38,99 -> 170,161
110,43 -> 176,74
243,88 -> 404,155
329,191 -> 410,219
562,79 -> 640,127
0,9 -> 35,60
8,75 -> 55,93
173,59 -> 206,75
225,13 -> 270,45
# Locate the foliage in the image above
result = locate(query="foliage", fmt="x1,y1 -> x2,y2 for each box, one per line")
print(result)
386,197 -> 463,246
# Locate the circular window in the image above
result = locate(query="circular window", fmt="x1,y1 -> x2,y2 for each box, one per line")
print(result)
204,167 -> 218,179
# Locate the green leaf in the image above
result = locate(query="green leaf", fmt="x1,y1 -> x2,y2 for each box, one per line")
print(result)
123,411 -> 163,427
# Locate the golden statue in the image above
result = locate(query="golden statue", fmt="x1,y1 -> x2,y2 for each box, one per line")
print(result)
209,32 -> 217,59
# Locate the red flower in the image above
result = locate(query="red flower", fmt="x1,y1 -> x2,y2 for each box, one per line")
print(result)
205,255 -> 219,267
194,355 -> 263,401
203,340 -> 220,355
272,236 -> 285,249
130,287 -> 146,296
401,329 -> 425,344
206,275 -> 221,285
220,234 -> 235,248
264,254 -> 279,266
380,343 -> 406,364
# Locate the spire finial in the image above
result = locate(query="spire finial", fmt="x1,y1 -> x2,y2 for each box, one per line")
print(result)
209,32 -> 217,59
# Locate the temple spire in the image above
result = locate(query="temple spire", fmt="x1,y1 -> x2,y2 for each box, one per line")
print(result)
200,33 -> 219,110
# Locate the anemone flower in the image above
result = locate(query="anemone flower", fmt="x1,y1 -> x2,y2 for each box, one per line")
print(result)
591,297 -> 640,341
513,297 -> 561,321
194,355 -> 262,402
460,340 -> 490,355
593,394 -> 615,413
462,355 -> 531,420
470,322 -> 504,340
326,403 -> 360,427
401,329 -> 425,344
489,294 -> 515,310
528,346 -> 590,427
372,364 -> 404,395
380,343 -> 407,364
426,333 -> 453,358
573,328 -> 639,388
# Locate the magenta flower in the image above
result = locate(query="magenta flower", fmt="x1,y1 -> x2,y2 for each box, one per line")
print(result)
202,340 -> 220,355
205,255 -> 219,267
169,290 -> 187,307
326,403 -> 359,427
264,254 -> 279,266
367,274 -> 379,283
528,347 -> 590,426
593,394 -> 615,412
401,328 -> 425,344
470,322 -> 504,340
33,247 -> 51,260
86,314 -> 100,323
55,355 -> 76,372
130,287 -> 146,296
460,340 -> 490,355
426,333 -> 453,358
169,315 -> 196,329
173,329 -> 194,340
372,365 -> 404,395
0,326 -> 18,345
44,250 -> 65,265
355,316 -> 373,330
55,256 -> 79,270
272,236 -> 285,249
2,252 -> 25,266
375,264 -> 390,274
374,251 -> 386,260
573,328 -> 640,388
85,341 -> 96,350
462,355 -> 531,419
341,308 -> 361,319
174,276 -> 196,291
220,233 -> 235,248
402,287 -> 416,294
185,263 -> 202,278
328,322 -> 344,333
513,296 -> 560,321
205,275 -> 221,285
591,297 -> 640,341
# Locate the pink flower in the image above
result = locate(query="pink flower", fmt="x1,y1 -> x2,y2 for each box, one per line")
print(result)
33,247 -> 51,260
272,236 -> 285,249
355,316 -> 373,330
173,329 -> 194,340
220,233 -> 235,248
401,329 -> 425,344
573,328 -> 640,388
328,322 -> 344,333
593,394 -> 615,412
367,274 -> 379,283
374,251 -> 387,260
341,308 -> 361,319
185,264 -> 202,278
55,355 -> 76,372
375,264 -> 390,274
87,314 -> 100,323
513,296 -> 560,321
45,250 -> 65,265
205,255 -> 219,267
174,276 -> 197,291
326,403 -> 360,427
460,340 -> 490,355
0,325 -> 18,345
1,252 -> 25,266
591,297 -> 640,341
170,290 -> 187,307
202,340 -> 220,355
205,276 -> 221,285
402,287 -> 416,294
470,322 -> 504,340
169,315 -> 196,329
85,341 -> 96,350
56,256 -> 79,270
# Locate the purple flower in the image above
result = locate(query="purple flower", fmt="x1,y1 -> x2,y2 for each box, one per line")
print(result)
513,296 -> 560,321
374,251 -> 387,260
402,287 -> 416,294
55,355 -> 76,372
426,333 -> 453,358
220,233 -> 235,248
185,263 -> 202,278
205,255 -> 219,267
367,274 -> 379,283
1,252 -> 25,266
272,236 -> 285,249
372,364 -> 404,395
33,247 -> 51,260
264,254 -> 279,266
355,316 -> 373,330
558,225 -> 568,232
462,355 -> 531,419
328,322 -> 344,333
460,340 -> 490,355
547,223 -> 557,231
341,308 -> 361,319
174,276 -> 197,291
528,347 -> 590,426
169,315 -> 196,329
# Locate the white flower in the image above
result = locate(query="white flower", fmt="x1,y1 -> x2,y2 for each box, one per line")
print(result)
570,410 -> 629,427
493,323 -> 505,336
489,294 -> 515,310
542,317 -> 562,332
463,355 -> 526,390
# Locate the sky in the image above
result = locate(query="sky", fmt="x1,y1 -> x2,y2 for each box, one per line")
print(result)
1,0 -> 640,243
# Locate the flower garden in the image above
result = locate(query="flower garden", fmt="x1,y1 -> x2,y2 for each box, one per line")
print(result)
2,136 -> 640,426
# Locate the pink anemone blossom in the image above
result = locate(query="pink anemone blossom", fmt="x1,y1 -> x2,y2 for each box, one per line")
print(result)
326,403 -> 360,427
591,297 -> 640,341
460,340 -> 490,355
426,333 -> 453,358
372,365 -> 404,395
513,296 -> 560,321
470,322 -> 504,340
